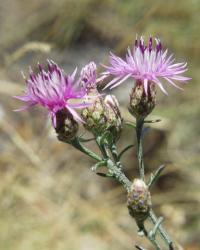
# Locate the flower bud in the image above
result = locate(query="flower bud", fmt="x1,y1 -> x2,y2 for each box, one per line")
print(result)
80,62 -> 97,93
55,108 -> 78,141
129,80 -> 156,119
104,95 -> 123,140
81,95 -> 123,140
127,179 -> 151,222
81,96 -> 108,135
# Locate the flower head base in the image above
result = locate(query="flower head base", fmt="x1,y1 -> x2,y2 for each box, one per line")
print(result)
14,61 -> 90,127
127,179 -> 151,222
81,95 -> 108,136
129,80 -> 156,119
104,95 -> 123,140
103,36 -> 190,94
81,94 -> 123,140
55,108 -> 79,141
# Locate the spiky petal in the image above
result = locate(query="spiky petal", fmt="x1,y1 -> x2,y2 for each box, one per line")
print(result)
102,36 -> 190,94
14,60 -> 90,127
80,61 -> 107,93
80,62 -> 97,90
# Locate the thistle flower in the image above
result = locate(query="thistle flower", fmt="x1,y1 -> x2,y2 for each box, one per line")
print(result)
80,62 -> 97,91
14,61 -> 90,127
80,61 -> 106,93
103,36 -> 190,94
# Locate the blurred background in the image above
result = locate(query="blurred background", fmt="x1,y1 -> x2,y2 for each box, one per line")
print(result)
0,0 -> 199,249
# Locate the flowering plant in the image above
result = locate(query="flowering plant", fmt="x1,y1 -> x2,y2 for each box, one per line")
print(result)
15,36 -> 190,250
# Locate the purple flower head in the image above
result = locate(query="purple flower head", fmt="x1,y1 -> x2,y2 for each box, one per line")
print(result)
80,62 -> 97,89
80,61 -> 107,92
102,36 -> 191,95
14,60 -> 91,127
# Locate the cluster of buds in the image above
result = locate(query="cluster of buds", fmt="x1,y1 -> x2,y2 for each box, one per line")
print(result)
127,179 -> 151,222
129,80 -> 156,119
81,94 -> 123,140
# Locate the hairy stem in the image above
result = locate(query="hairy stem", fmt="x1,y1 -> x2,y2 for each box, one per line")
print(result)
110,144 -> 123,169
106,159 -> 131,192
149,210 -> 174,250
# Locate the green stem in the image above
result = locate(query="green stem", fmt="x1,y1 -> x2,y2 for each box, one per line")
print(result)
66,135 -> 174,250
96,136 -> 110,159
149,210 -> 174,250
110,144 -> 123,169
137,222 -> 161,250
106,159 -> 131,192
136,117 -> 145,180
70,137 -> 102,162
135,117 -> 174,249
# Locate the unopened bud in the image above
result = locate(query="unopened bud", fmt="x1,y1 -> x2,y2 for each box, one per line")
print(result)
104,95 -> 123,140
80,62 -> 97,93
55,108 -> 78,141
81,95 -> 123,140
127,179 -> 151,222
81,96 -> 108,135
129,80 -> 156,119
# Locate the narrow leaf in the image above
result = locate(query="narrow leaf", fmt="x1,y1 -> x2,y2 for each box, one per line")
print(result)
118,144 -> 134,159
125,121 -> 136,128
148,165 -> 166,188
79,137 -> 95,142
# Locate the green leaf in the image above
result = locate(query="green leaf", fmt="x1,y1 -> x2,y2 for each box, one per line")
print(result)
118,144 -> 134,159
79,137 -> 95,142
100,131 -> 113,147
148,165 -> 165,188
125,121 -> 136,128
91,161 -> 107,172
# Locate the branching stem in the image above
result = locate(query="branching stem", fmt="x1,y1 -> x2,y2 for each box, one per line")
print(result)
65,133 -> 174,250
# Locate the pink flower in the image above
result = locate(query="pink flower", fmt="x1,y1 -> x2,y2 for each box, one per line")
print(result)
80,62 -> 97,89
102,36 -> 190,94
14,60 -> 91,127
80,61 -> 107,92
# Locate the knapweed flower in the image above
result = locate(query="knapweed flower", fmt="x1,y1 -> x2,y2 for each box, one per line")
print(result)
103,36 -> 190,94
80,62 -> 97,91
80,61 -> 106,93
14,60 -> 90,127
